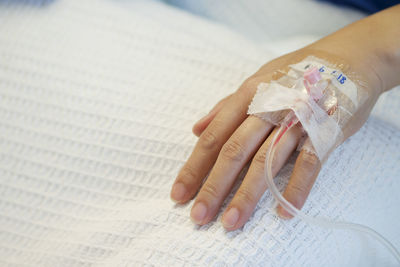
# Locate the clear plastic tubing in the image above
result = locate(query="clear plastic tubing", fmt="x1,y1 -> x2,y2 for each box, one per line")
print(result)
264,121 -> 400,263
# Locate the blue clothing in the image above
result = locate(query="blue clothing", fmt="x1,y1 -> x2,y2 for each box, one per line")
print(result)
320,0 -> 399,13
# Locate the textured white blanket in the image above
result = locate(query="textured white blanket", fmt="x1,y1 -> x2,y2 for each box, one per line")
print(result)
0,1 -> 399,266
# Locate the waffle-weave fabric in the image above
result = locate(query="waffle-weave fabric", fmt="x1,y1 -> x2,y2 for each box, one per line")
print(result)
0,1 -> 399,266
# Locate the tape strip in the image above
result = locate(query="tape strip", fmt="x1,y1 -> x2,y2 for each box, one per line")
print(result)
247,56 -> 360,161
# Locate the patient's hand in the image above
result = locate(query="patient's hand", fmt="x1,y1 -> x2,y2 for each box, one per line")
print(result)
170,5 -> 400,231
169,50 -> 328,230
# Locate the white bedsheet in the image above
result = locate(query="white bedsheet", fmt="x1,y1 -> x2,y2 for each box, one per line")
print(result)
0,1 -> 399,266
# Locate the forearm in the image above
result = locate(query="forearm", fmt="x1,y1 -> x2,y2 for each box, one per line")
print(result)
308,4 -> 400,94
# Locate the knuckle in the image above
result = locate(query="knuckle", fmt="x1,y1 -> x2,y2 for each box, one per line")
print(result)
178,165 -> 198,185
253,145 -> 281,176
199,130 -> 219,150
236,78 -> 258,101
253,149 -> 268,170
300,151 -> 320,170
289,183 -> 308,196
220,138 -> 246,162
201,182 -> 220,199
238,76 -> 266,97
287,184 -> 308,208
236,187 -> 256,206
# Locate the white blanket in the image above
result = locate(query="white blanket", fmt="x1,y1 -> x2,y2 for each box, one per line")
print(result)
0,1 -> 399,266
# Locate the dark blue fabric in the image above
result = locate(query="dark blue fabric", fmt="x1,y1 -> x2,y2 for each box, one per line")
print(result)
319,0 -> 399,13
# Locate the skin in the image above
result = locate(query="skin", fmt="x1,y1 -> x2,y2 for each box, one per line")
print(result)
170,5 -> 400,231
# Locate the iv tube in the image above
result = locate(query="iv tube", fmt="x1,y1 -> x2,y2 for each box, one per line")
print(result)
264,121 -> 400,263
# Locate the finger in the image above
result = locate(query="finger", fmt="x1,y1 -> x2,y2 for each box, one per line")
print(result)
170,85 -> 258,204
277,148 -> 321,219
190,116 -> 273,225
222,124 -> 303,230
192,95 -> 231,137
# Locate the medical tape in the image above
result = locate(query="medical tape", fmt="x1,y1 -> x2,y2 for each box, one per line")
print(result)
247,56 -> 365,162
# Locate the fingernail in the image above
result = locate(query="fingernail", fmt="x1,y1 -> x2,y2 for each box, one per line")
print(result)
222,207 -> 239,228
170,183 -> 186,202
191,202 -> 207,224
277,206 -> 292,220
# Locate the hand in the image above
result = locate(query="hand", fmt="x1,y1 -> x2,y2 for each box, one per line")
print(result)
169,50 -> 329,230
169,10 -> 399,228
169,5 -> 399,231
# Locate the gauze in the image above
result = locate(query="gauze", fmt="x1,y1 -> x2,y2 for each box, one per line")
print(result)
248,56 -> 368,162
247,56 -> 400,262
